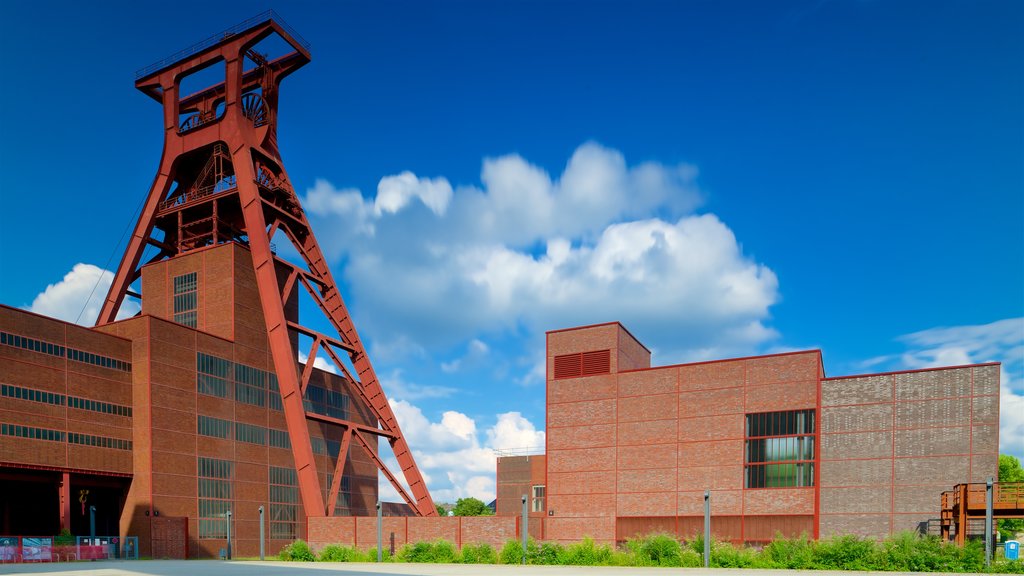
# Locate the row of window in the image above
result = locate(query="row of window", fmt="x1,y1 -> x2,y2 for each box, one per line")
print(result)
68,432 -> 132,451
196,415 -> 296,450
0,331 -> 132,372
305,384 -> 349,420
196,352 -> 280,410
0,423 -> 131,450
1,384 -> 132,417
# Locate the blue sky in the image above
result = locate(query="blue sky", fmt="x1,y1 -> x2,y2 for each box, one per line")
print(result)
1,1 -> 1021,502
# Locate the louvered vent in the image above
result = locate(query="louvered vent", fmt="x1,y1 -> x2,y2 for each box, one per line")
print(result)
553,349 -> 611,379
581,349 -> 611,375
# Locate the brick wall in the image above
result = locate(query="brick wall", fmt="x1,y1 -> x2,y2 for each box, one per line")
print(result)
819,365 -> 999,537
308,515 -> 518,552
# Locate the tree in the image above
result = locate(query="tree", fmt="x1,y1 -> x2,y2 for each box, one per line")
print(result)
452,497 -> 493,516
998,454 -> 1023,541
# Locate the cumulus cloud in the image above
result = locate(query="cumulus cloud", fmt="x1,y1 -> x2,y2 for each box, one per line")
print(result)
27,263 -> 140,326
382,397 -> 546,504
297,350 -> 338,375
303,142 -> 778,366
888,318 -> 1024,459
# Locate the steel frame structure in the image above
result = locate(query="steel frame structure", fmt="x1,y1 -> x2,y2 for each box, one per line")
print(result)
96,12 -> 436,518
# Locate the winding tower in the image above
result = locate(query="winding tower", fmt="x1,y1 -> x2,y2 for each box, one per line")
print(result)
97,12 -> 437,519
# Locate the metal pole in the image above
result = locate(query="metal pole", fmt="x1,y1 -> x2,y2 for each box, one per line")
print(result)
376,501 -> 383,562
89,506 -> 96,543
985,478 -> 993,568
226,509 -> 232,560
258,505 -> 265,561
703,490 -> 711,568
521,494 -> 528,565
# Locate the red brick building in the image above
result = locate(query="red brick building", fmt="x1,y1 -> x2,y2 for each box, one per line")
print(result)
0,242 -> 379,558
494,322 -> 999,545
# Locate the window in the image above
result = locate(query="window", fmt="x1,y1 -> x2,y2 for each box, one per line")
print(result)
269,428 -> 291,449
234,363 -> 266,407
197,415 -> 231,439
198,457 -> 232,538
532,485 -> 546,513
305,385 -> 348,420
1,423 -> 64,442
173,272 -> 198,327
235,422 -> 266,445
269,466 -> 299,540
197,353 -> 230,398
744,409 -> 815,488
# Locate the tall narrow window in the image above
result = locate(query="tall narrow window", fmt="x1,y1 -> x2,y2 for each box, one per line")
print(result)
197,457 -> 232,538
531,485 -> 546,512
173,272 -> 198,327
269,466 -> 299,540
744,409 -> 815,488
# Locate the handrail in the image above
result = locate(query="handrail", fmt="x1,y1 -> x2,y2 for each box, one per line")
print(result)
136,10 -> 310,79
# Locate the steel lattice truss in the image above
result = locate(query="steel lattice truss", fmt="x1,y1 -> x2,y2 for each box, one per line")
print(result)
97,13 -> 437,518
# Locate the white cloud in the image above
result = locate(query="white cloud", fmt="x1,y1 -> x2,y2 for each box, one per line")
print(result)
375,171 -> 453,216
27,263 -> 140,326
303,142 -> 778,367
383,397 -> 546,504
297,350 -> 338,375
889,318 -> 1024,459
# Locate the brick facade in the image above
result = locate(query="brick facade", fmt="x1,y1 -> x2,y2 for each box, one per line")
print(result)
0,242 -> 378,558
494,322 -> 1001,545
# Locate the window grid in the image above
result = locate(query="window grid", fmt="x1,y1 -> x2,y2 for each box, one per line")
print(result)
744,409 -> 816,489
1,385 -> 132,417
1,423 -> 65,442
235,422 -> 266,445
532,485 -> 546,513
198,457 -> 232,539
269,466 -> 299,540
68,432 -> 132,451
269,428 -> 291,449
0,331 -> 131,372
173,272 -> 198,328
197,415 -> 232,439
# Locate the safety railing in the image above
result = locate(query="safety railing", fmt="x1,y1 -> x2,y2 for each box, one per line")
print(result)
136,10 -> 310,79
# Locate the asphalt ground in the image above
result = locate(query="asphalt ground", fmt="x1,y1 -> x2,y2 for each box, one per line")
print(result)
0,561 -> 992,576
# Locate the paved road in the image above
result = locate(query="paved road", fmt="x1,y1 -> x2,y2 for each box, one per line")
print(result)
0,561 -> 991,576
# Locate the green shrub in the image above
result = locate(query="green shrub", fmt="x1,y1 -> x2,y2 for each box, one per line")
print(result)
558,537 -> 613,566
498,538 -> 541,564
711,541 -> 757,568
317,544 -> 360,562
813,534 -> 876,570
629,533 -> 683,567
398,539 -> 458,563
54,528 -> 75,547
760,533 -> 815,569
534,542 -> 564,564
459,542 -> 497,564
278,539 -> 315,561
678,546 -> 704,567
365,547 -> 393,562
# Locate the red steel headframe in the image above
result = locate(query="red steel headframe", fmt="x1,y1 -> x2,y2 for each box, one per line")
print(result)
96,12 -> 437,518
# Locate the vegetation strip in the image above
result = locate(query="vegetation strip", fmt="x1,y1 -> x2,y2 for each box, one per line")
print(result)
280,532 -> 1023,571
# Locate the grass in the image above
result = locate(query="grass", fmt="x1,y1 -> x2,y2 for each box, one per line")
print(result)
287,531 -> 1024,571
